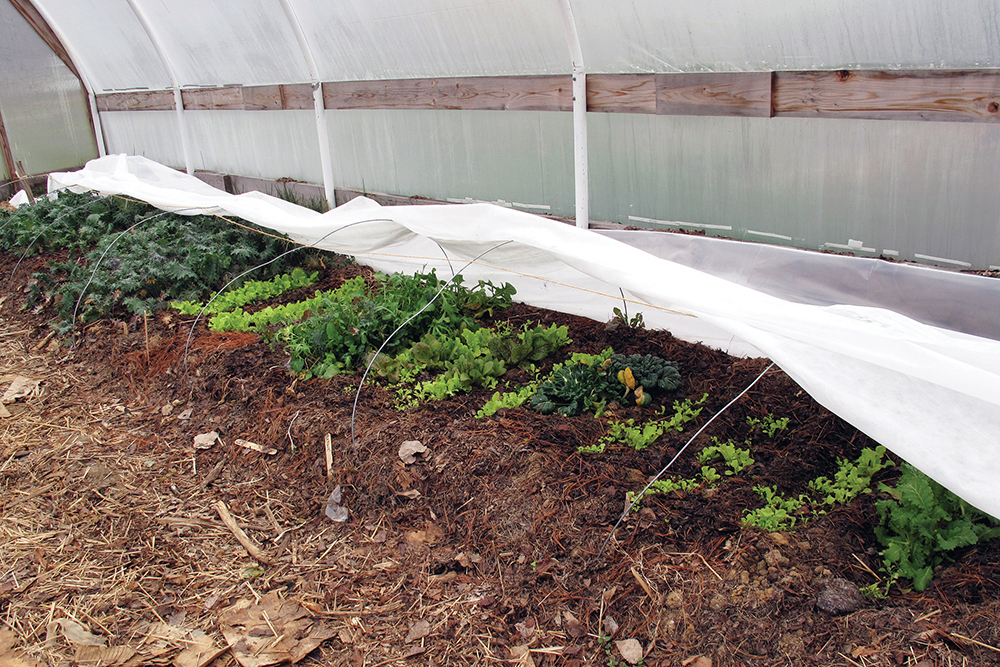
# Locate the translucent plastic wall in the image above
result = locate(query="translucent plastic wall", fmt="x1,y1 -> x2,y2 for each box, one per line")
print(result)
573,0 -> 1000,73
0,1 -> 96,175
23,0 -> 1000,269
589,113 -> 1000,270
325,110 -> 575,212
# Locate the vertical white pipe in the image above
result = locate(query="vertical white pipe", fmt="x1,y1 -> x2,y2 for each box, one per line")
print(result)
279,0 -> 336,209
558,0 -> 589,229
86,90 -> 106,158
24,2 -> 107,157
124,0 -> 195,175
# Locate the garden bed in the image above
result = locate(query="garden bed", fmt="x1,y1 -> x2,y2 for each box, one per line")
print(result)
1,195 -> 999,667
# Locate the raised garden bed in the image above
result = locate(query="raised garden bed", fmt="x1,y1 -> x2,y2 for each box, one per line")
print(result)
1,192 -> 998,667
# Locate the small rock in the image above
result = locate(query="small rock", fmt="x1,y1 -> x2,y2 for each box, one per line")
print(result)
161,404 -> 174,416
615,639 -> 643,665
764,549 -> 790,568
816,578 -> 866,614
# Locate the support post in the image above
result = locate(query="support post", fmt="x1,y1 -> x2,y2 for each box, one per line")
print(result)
125,0 -> 194,174
279,0 -> 336,209
558,0 -> 589,229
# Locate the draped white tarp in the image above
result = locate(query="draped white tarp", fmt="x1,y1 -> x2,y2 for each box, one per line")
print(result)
50,155 -> 1000,518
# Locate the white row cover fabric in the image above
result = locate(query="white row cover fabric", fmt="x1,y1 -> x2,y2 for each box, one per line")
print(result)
49,155 -> 1000,519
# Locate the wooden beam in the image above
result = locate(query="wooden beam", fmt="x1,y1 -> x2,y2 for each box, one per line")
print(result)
587,74 -> 656,114
181,86 -> 244,111
323,76 -> 572,112
97,90 -> 175,112
773,69 -> 1000,122
8,0 -> 81,80
92,70 -> 1000,123
656,72 -> 773,117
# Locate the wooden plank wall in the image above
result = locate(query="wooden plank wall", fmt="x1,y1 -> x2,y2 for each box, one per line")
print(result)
94,70 -> 1000,123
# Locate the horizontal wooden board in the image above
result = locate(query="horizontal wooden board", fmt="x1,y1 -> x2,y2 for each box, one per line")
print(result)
587,74 -> 656,113
773,70 -> 1000,122
656,72 -> 772,117
96,90 -> 175,112
182,87 -> 244,111
323,76 -> 572,112
93,70 -> 1000,123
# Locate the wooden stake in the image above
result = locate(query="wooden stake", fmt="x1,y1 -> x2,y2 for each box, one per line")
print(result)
214,500 -> 275,565
324,433 -> 333,479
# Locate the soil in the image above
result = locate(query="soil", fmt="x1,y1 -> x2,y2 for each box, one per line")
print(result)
1,253 -> 998,667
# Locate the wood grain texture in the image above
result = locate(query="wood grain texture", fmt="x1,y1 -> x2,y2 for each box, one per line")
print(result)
96,91 -> 175,112
656,72 -> 773,117
92,70 -> 1000,123
181,87 -> 244,111
323,76 -> 572,112
278,83 -> 314,110
773,70 -> 1000,122
587,74 -> 656,113
240,85 -> 282,111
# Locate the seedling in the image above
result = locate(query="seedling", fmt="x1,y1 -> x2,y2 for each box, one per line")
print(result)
746,413 -> 790,437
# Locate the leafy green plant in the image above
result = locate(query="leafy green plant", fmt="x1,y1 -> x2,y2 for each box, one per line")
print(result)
697,438 -> 754,476
475,384 -> 538,418
606,353 -> 681,406
283,271 -> 516,379
171,267 -> 317,315
809,446 -> 891,506
875,464 -> 1000,591
746,413 -> 790,437
584,393 -> 707,453
743,485 -> 810,531
28,204 -> 298,331
530,350 -> 616,417
611,306 -> 644,330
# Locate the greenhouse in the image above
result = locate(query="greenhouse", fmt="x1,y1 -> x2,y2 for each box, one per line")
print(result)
1,1 -> 999,666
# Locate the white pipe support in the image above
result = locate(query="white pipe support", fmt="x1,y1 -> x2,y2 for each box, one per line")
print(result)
124,0 -> 195,175
279,0 -> 336,209
571,64 -> 589,230
24,2 -> 107,157
558,0 -> 589,229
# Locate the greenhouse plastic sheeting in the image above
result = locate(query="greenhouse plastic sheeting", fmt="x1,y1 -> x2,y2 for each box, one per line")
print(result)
0,0 -> 97,174
49,155 -> 1000,520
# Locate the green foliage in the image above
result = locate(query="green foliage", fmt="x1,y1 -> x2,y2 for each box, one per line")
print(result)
24,201 -> 297,331
584,393 -> 707,453
475,384 -> 538,418
743,486 -> 810,531
171,267 -> 317,315
809,446 -> 891,507
875,464 -> 1000,591
607,353 -> 682,406
746,413 -> 790,437
530,349 -> 616,417
375,323 -> 568,407
282,271 -> 515,379
698,437 -> 754,476
487,322 -> 571,369
0,191 -> 133,256
611,306 -> 644,330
